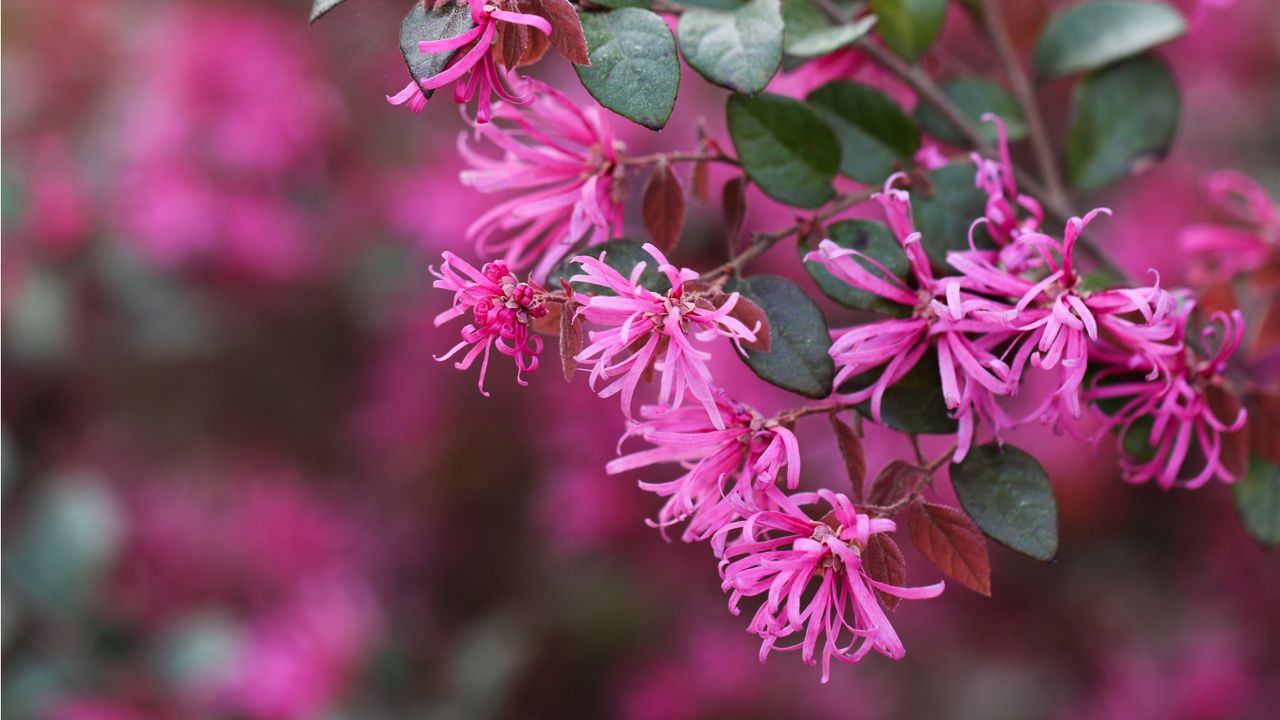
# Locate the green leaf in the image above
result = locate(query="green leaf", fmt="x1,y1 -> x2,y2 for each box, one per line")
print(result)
1233,458 -> 1280,548
400,2 -> 476,102
800,219 -> 911,316
912,162 -> 996,270
1066,54 -> 1179,190
310,0 -> 348,24
807,81 -> 921,184
546,239 -> 672,295
915,77 -> 1027,147
576,9 -> 681,130
678,0 -> 784,94
869,0 -> 947,61
726,275 -> 835,398
841,348 -> 957,434
726,93 -> 839,208
950,443 -> 1059,561
781,0 -> 877,58
1034,0 -> 1187,78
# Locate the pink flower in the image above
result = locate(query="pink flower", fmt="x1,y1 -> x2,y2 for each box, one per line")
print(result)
457,80 -> 624,280
713,490 -> 944,683
386,0 -> 552,123
572,243 -> 760,429
970,114 -> 1044,262
1086,308 -> 1247,489
1179,170 -> 1277,280
606,395 -> 800,542
431,252 -> 548,395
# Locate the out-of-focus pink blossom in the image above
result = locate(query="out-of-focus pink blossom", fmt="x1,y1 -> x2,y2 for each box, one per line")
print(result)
386,0 -> 551,123
1179,170 -> 1278,280
607,395 -> 799,542
1086,308 -> 1247,489
572,243 -> 760,429
713,490 -> 944,683
458,80 -> 623,280
431,252 -> 548,395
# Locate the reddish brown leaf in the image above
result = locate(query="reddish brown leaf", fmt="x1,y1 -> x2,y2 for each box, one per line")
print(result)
830,415 -> 867,501
500,22 -> 529,70
863,534 -> 907,610
722,176 -> 748,250
530,300 -> 561,336
867,460 -> 923,508
906,501 -> 991,596
642,159 -> 686,253
533,0 -> 590,66
1206,385 -> 1249,478
518,28 -> 549,67
1246,390 -> 1280,464
559,299 -> 584,382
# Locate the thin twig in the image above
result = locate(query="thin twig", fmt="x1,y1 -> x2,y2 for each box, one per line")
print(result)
623,150 -> 738,167
977,0 -> 1068,213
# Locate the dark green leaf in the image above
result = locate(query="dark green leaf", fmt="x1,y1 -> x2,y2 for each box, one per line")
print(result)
310,0 -> 348,24
842,348 -> 957,434
869,0 -> 947,61
726,275 -> 835,398
915,77 -> 1026,147
726,93 -> 839,208
807,81 -> 921,184
1066,54 -> 1179,190
400,2 -> 476,102
679,0 -> 784,94
576,9 -> 681,130
1034,0 -> 1187,78
913,162 -> 997,270
801,219 -> 911,316
1233,458 -> 1280,548
950,443 -> 1059,561
781,0 -> 877,58
546,239 -> 672,295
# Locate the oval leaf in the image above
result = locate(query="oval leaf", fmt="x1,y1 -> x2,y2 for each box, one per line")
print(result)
576,9 -> 680,130
533,0 -> 592,65
807,81 -> 921,184
830,414 -> 868,499
801,218 -> 911,315
841,348 -> 958,434
915,77 -> 1027,147
869,0 -> 948,61
547,238 -> 672,295
560,298 -> 585,381
906,501 -> 992,596
1066,54 -> 1179,190
400,3 -> 477,103
642,160 -> 687,253
726,275 -> 835,398
868,460 -> 923,508
782,0 -> 877,58
1233,458 -> 1280,548
913,162 -> 997,270
1034,0 -> 1187,78
950,443 -> 1059,562
726,93 -> 839,209
678,0 -> 784,94
863,534 -> 908,609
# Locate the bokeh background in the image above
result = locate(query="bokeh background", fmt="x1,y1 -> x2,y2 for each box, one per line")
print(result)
4,1 -> 1280,718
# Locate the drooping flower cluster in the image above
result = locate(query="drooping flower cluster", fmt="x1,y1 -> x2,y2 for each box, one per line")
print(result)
458,79 -> 624,280
713,490 -> 945,683
387,0 -> 552,122
571,243 -> 761,430
430,252 -> 548,394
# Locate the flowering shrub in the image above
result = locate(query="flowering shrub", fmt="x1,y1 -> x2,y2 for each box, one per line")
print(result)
305,0 -> 1279,683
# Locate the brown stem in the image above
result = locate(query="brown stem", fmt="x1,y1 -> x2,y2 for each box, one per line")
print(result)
863,444 -> 957,517
624,150 -> 738,167
702,187 -> 879,280
977,0 -> 1068,214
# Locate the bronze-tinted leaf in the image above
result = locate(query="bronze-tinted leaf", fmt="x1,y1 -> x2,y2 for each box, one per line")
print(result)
722,175 -> 748,250
906,501 -> 991,596
500,22 -> 530,69
530,300 -> 562,336
1206,385 -> 1249,478
641,159 -> 686,253
559,299 -> 584,381
1246,391 -> 1280,464
519,28 -> 550,67
534,0 -> 590,65
862,534 -> 907,611
867,460 -> 922,509
830,414 -> 867,501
